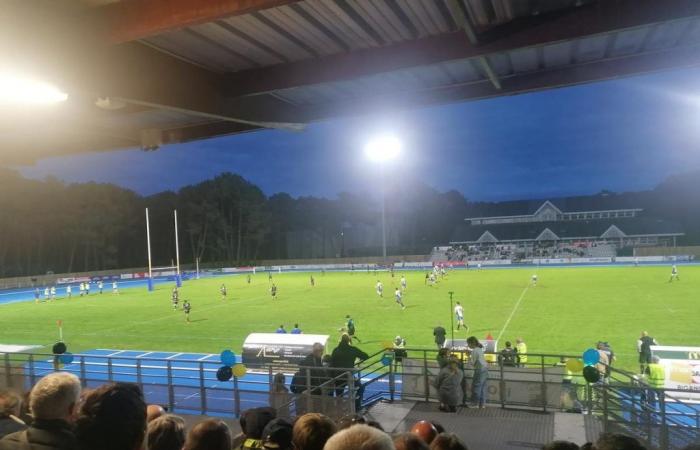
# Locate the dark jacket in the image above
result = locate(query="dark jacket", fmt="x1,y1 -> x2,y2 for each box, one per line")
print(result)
0,419 -> 76,450
294,354 -> 327,394
0,417 -> 26,440
330,341 -> 369,373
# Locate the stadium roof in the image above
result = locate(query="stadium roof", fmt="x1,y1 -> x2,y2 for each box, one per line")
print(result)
467,196 -> 647,219
3,0 -> 700,163
450,217 -> 684,244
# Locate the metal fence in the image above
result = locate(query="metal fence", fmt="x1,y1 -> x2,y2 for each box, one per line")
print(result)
3,348 -> 699,450
0,350 -> 365,419
360,348 -> 700,450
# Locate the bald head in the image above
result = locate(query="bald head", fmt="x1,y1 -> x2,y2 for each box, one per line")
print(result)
410,420 -> 438,444
147,404 -> 166,423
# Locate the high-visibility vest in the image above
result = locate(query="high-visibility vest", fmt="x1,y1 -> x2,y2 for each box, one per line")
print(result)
563,369 -> 573,381
647,363 -> 665,389
516,343 -> 528,363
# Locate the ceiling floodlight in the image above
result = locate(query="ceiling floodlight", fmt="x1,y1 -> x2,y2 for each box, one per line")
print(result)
0,71 -> 68,105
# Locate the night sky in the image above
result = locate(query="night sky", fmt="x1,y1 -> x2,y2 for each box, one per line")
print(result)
16,67 -> 700,201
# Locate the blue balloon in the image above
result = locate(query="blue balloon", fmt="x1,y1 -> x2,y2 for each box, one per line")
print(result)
381,356 -> 392,366
582,348 -> 599,366
220,350 -> 236,366
59,352 -> 74,365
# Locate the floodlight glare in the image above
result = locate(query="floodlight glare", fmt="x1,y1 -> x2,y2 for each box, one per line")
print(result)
364,135 -> 401,162
0,71 -> 68,105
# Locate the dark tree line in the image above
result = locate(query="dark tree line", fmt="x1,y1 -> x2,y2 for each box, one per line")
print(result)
0,167 -> 697,278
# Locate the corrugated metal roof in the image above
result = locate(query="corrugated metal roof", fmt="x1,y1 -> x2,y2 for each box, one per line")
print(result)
140,0 -> 587,73
266,17 -> 700,106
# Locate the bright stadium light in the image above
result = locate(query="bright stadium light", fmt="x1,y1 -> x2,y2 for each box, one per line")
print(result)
364,135 -> 401,162
364,134 -> 401,261
0,71 -> 68,105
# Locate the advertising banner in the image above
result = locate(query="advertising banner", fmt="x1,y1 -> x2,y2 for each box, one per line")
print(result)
241,333 -> 330,372
651,345 -> 700,397
56,276 -> 91,285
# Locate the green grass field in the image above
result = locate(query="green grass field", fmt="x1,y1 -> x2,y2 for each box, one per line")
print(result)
0,266 -> 697,371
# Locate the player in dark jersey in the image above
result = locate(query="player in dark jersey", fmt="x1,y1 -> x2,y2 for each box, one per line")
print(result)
183,300 -> 191,323
171,288 -> 179,310
220,283 -> 227,300
310,275 -> 315,287
247,274 -> 251,284
270,284 -> 277,299
425,272 -> 429,285
343,315 -> 360,343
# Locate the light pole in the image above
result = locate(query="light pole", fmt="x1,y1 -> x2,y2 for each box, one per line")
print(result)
364,135 -> 401,261
448,291 -> 455,348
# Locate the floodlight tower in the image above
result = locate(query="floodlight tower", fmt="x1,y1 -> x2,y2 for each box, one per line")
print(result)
364,135 -> 401,261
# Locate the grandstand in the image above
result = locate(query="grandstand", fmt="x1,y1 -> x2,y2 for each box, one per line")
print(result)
439,197 -> 684,262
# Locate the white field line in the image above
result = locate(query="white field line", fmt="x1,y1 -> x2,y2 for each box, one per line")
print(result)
496,284 -> 530,342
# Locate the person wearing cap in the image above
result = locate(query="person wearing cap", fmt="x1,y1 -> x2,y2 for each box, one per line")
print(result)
235,407 -> 276,450
261,418 -> 293,450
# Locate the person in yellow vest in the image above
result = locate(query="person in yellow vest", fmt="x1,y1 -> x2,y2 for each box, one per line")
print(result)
558,358 -> 584,412
516,338 -> 527,368
646,355 -> 665,408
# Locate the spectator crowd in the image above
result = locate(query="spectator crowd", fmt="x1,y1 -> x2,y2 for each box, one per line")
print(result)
1,371 -> 694,450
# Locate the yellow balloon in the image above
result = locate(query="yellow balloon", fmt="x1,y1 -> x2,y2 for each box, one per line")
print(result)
381,341 -> 394,350
232,364 -> 247,378
566,359 -> 584,373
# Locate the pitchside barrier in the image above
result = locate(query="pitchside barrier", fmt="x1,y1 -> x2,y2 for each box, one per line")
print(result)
2,348 -> 699,445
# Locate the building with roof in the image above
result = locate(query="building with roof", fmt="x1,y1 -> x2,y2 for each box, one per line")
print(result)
448,198 -> 683,260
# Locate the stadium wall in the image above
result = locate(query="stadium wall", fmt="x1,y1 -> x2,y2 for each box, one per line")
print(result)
253,255 -> 429,266
0,256 -> 430,290
635,245 -> 700,258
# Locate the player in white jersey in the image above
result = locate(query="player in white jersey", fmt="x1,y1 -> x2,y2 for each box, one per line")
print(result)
376,280 -> 383,298
531,274 -> 538,286
85,282 -> 90,295
98,280 -> 104,294
400,275 -> 407,292
66,285 -> 72,298
79,283 -> 85,297
669,265 -> 680,282
112,281 -> 119,294
44,287 -> 50,300
50,286 -> 56,301
454,301 -> 465,330
394,288 -> 406,310
429,273 -> 436,286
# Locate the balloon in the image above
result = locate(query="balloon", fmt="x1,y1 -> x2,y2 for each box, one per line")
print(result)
582,349 -> 599,366
220,350 -> 236,366
381,352 -> 394,366
566,359 -> 583,373
583,365 -> 600,383
381,341 -> 394,350
52,342 -> 67,355
59,352 -> 74,365
216,366 -> 233,381
232,364 -> 247,378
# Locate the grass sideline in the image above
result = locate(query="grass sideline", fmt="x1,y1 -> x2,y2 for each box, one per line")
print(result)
0,266 -> 696,372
